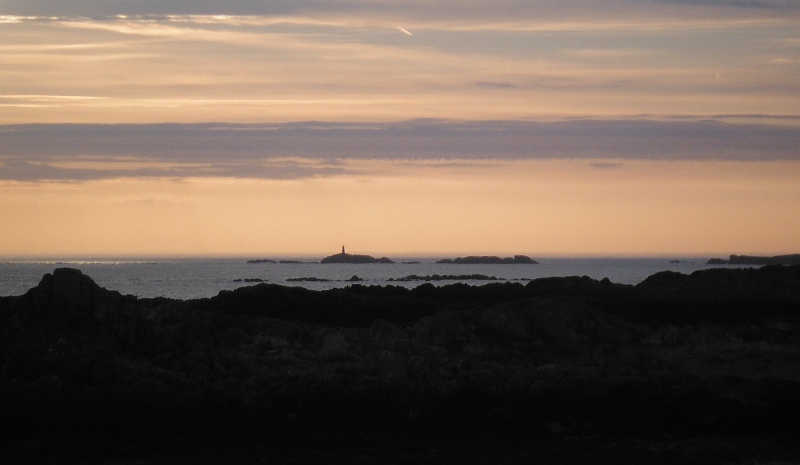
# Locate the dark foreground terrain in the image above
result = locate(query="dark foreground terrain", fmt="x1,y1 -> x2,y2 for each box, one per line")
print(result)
2,266 -> 800,464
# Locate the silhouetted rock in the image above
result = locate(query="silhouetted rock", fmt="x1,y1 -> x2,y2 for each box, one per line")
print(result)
321,252 -> 394,264
246,259 -> 276,263
346,275 -> 364,282
729,253 -> 800,265
436,255 -> 538,264
706,254 -> 800,265
3,266 -> 800,463
388,274 -> 499,281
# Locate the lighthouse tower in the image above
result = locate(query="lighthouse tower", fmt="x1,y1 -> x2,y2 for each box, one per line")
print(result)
342,245 -> 346,254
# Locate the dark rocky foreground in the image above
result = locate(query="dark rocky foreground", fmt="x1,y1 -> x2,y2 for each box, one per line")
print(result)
2,267 -> 800,464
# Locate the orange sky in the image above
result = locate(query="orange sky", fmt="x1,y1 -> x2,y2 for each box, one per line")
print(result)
2,159 -> 798,258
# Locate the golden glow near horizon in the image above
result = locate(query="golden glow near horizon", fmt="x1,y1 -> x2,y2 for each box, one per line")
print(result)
2,160 -> 799,258
1,2 -> 799,257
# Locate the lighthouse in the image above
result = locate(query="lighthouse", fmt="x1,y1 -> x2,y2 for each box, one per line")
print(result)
342,245 -> 346,254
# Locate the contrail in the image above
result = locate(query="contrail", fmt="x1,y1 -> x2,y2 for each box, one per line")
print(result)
397,26 -> 412,36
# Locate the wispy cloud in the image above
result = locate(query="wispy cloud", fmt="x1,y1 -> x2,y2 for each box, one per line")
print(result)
3,2 -> 798,30
654,0 -> 800,9
1,120 -> 798,181
590,162 -> 625,170
2,4 -> 799,124
476,81 -> 517,89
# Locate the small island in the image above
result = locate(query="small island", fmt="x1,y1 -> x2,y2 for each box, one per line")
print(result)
320,246 -> 395,264
246,259 -> 276,264
706,254 -> 800,266
286,275 -> 364,282
436,255 -> 538,264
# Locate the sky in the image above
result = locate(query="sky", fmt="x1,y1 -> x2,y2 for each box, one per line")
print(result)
1,0 -> 799,258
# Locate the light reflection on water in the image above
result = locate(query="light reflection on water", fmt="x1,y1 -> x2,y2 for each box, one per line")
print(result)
0,257 -> 749,300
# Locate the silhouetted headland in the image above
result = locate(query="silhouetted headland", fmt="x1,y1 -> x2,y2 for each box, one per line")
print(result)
3,265 -> 800,462
706,253 -> 800,265
436,254 -> 538,264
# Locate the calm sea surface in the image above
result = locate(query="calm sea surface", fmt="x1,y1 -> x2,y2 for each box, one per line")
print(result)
0,258 -> 747,300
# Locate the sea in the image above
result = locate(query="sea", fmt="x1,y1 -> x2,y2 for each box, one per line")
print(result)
0,257 -> 748,300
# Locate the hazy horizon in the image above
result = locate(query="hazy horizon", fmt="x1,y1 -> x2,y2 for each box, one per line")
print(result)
0,251 -> 790,262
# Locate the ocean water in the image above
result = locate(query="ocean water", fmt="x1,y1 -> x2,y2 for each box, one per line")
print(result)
0,257 -> 749,300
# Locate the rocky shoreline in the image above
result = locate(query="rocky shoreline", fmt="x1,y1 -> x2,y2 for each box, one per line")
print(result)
2,266 -> 800,463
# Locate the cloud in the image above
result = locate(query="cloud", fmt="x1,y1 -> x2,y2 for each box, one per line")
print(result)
0,156 -> 348,182
655,0 -> 800,9
3,1 -> 799,26
1,119 -> 798,181
476,81 -> 517,89
590,162 -> 624,169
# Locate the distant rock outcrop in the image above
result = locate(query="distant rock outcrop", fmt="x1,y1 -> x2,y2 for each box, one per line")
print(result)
388,274 -> 499,282
321,252 -> 394,264
706,254 -> 800,265
436,255 -> 538,264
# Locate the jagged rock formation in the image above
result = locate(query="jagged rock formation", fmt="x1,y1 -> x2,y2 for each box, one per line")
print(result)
2,266 -> 800,463
436,255 -> 538,264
